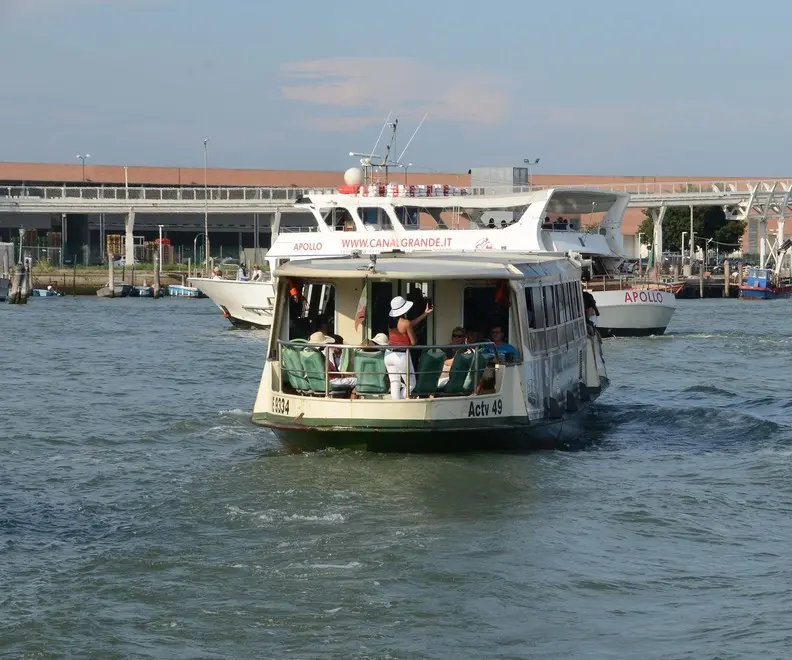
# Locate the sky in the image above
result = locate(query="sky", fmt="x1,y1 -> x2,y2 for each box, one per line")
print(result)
1,0 -> 792,176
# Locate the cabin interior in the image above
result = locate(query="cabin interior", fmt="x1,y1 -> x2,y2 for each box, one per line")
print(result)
267,264 -> 589,401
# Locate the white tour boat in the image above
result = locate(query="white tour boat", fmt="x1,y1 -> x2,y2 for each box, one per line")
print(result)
192,171 -> 675,335
251,250 -> 609,452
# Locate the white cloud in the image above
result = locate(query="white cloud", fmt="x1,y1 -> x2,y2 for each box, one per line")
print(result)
281,57 -> 510,131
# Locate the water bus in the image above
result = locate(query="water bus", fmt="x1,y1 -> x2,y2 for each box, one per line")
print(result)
251,250 -> 609,452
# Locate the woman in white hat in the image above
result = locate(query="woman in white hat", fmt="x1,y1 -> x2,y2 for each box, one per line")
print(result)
383,295 -> 432,400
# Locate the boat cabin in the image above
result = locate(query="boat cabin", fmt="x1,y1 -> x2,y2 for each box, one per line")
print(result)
253,250 -> 608,453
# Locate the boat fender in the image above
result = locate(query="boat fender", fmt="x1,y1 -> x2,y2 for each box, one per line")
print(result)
565,390 -> 579,412
220,305 -> 231,318
544,397 -> 564,420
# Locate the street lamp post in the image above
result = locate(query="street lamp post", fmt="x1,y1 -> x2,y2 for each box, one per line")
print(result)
76,153 -> 90,181
203,138 -> 210,273
637,232 -> 644,276
523,158 -> 540,188
681,231 -> 687,265
193,232 -> 205,268
158,224 -> 164,271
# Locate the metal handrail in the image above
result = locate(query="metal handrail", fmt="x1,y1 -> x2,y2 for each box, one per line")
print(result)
3,179 -> 792,203
276,339 -> 507,399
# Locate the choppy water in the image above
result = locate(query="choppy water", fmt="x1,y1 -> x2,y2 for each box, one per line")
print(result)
2,296 -> 792,659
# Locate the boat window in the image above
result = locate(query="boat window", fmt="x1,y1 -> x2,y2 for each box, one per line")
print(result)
395,207 -> 418,229
542,286 -> 556,328
524,287 -> 537,329
287,280 -> 335,340
463,283 -> 512,345
359,207 -> 394,230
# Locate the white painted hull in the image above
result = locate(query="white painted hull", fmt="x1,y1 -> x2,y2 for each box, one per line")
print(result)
0,277 -> 8,301
188,277 -> 275,329
587,288 -> 676,336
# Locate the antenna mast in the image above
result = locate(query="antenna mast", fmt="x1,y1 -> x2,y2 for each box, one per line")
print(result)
348,114 -> 425,186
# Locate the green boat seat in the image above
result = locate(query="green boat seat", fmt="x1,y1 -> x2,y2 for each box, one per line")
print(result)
281,344 -> 310,392
353,349 -> 388,395
443,348 -> 487,395
300,347 -> 329,393
411,348 -> 447,397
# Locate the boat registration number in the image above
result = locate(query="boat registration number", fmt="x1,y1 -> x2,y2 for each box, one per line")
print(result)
468,398 -> 502,418
272,396 -> 290,415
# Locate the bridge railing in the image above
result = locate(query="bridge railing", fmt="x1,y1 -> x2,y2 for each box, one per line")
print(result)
3,180 -> 792,204
0,185 -> 326,202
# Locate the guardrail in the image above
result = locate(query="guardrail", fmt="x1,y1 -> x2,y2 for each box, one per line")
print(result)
0,185 -> 312,202
2,179 -> 792,203
277,339 -> 505,399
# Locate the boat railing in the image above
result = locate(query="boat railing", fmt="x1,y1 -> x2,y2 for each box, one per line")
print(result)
276,339 -> 510,399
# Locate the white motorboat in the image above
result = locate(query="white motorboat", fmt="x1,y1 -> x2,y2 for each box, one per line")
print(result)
252,250 -> 609,453
188,277 -> 275,328
193,171 -> 675,335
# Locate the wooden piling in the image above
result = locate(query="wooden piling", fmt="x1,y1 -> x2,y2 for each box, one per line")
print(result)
8,265 -> 28,304
723,259 -> 730,297
699,262 -> 704,298
153,252 -> 162,298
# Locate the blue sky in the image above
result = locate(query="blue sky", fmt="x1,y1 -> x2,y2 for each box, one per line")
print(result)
1,0 -> 791,175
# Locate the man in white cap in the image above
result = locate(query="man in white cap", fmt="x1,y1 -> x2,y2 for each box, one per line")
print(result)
308,331 -> 356,389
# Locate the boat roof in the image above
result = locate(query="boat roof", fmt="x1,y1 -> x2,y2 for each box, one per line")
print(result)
276,251 -> 578,281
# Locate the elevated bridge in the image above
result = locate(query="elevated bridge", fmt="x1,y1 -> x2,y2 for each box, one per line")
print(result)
1,179 -> 789,267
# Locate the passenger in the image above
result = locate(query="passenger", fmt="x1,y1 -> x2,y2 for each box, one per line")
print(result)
237,263 -> 249,281
211,266 -> 223,280
250,264 -> 264,281
583,289 -> 599,332
308,331 -> 356,389
438,327 -> 469,388
487,218 -> 496,229
500,220 -> 508,228
486,325 -> 519,361
384,295 -> 432,400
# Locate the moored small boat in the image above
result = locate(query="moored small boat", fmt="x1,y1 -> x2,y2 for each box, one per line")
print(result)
31,288 -> 63,297
739,267 -> 792,299
168,283 -> 206,298
96,284 -> 132,298
129,285 -> 154,297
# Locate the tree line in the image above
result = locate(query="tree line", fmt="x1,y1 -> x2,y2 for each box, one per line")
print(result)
638,206 -> 746,253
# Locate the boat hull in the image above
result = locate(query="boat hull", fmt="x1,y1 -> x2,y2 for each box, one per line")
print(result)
96,284 -> 131,298
167,284 -> 206,298
739,285 -> 792,300
187,277 -> 275,328
253,408 -> 592,453
587,288 -> 676,336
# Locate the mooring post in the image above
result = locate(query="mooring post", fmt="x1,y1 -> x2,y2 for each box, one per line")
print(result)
153,252 -> 161,299
699,261 -> 704,298
8,265 -> 27,304
723,259 -> 730,297
72,257 -> 77,296
108,253 -> 116,298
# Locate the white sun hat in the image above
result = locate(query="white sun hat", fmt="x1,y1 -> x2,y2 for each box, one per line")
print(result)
389,295 -> 414,317
308,331 -> 335,344
371,332 -> 389,346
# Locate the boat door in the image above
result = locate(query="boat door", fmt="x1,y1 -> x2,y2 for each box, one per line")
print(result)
367,280 -> 435,343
